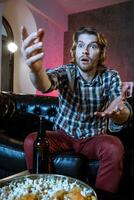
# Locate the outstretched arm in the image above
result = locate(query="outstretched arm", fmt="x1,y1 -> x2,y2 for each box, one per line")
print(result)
21,26 -> 51,92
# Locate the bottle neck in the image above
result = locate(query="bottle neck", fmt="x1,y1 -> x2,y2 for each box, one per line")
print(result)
37,116 -> 45,139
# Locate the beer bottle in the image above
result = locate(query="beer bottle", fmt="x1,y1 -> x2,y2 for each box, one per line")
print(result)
32,116 -> 49,174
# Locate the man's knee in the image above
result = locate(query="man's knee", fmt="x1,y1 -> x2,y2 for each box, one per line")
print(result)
100,135 -> 124,160
24,132 -> 37,149
24,132 -> 37,170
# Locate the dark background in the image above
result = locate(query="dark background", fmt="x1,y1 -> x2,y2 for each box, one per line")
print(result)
64,1 -> 134,81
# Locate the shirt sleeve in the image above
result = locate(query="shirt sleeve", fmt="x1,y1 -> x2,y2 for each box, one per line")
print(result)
46,66 -> 67,91
109,70 -> 122,102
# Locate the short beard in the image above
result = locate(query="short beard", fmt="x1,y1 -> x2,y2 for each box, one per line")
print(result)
77,63 -> 93,73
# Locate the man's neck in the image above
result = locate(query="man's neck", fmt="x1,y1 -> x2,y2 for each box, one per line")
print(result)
78,67 -> 97,82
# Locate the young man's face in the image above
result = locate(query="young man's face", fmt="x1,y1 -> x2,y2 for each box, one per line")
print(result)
75,33 -> 101,73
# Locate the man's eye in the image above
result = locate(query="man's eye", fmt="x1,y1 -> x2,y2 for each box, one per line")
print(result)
78,43 -> 84,48
90,44 -> 99,49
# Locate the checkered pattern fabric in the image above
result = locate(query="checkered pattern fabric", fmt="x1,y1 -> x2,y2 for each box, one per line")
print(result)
47,64 -> 121,139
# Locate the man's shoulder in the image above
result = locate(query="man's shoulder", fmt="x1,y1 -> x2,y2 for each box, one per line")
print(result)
100,68 -> 121,86
47,63 -> 75,71
65,63 -> 76,69
102,68 -> 120,77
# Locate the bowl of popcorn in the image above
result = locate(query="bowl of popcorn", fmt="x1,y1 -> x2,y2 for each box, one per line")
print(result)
0,174 -> 97,200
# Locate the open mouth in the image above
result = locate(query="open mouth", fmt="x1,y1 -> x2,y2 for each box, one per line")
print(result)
81,57 -> 90,63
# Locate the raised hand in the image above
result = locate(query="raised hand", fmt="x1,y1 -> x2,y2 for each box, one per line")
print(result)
21,26 -> 45,73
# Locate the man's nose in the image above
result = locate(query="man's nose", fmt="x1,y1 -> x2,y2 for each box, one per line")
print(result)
82,46 -> 89,54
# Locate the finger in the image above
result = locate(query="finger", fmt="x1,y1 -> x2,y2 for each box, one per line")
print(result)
114,103 -> 124,112
115,110 -> 121,115
118,106 -> 124,111
23,32 -> 38,50
110,106 -> 120,115
26,52 -> 44,66
110,106 -> 123,116
103,112 -> 111,118
24,42 -> 43,59
94,112 -> 106,117
34,29 -> 45,44
121,85 -> 129,99
38,28 -> 45,41
94,112 -> 101,117
21,26 -> 29,41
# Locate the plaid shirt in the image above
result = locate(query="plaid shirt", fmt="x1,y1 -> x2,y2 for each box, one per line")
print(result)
47,64 -> 122,139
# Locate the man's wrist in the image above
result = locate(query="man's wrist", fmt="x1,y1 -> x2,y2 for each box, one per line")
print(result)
112,102 -> 132,124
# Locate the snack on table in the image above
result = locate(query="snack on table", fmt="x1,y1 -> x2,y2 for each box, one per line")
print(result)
18,194 -> 39,200
50,187 -> 96,200
0,174 -> 97,200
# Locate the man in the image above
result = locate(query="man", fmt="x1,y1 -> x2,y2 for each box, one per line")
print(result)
21,26 -> 132,193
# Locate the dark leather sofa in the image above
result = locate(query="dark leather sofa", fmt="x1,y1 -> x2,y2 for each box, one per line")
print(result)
0,91 -> 134,197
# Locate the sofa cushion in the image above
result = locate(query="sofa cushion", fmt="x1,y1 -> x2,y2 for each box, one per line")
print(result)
0,131 -> 27,173
51,152 -> 88,182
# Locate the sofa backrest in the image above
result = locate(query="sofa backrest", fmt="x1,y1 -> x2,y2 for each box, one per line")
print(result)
0,92 -> 133,145
12,94 -> 59,133
0,92 -> 59,139
14,94 -> 59,124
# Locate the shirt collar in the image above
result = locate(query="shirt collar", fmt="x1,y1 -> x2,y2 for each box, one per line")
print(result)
76,66 -> 103,85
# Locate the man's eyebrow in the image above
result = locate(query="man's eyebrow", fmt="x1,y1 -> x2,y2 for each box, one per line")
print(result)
77,40 -> 98,44
77,40 -> 84,43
